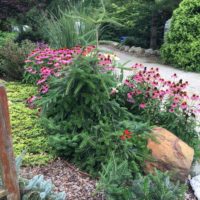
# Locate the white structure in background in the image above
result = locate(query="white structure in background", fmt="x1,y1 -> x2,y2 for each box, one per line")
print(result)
75,21 -> 85,35
12,25 -> 31,33
164,18 -> 172,42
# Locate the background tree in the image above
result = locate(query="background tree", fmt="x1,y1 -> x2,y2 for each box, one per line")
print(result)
102,0 -> 181,49
161,0 -> 200,72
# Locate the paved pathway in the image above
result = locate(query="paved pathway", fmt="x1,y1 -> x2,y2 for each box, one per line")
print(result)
101,45 -> 200,95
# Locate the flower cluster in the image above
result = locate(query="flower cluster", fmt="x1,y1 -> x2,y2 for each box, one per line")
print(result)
25,46 -> 119,107
120,129 -> 132,140
25,45 -> 96,105
98,53 -> 119,72
119,63 -> 200,117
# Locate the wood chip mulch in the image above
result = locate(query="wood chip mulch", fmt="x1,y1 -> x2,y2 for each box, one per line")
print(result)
20,159 -> 104,200
21,159 -> 197,200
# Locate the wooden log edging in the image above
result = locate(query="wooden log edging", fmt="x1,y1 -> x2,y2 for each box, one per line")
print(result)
0,84 -> 20,200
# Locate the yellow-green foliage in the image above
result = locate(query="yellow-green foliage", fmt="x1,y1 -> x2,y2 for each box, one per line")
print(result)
161,0 -> 200,72
4,82 -> 53,165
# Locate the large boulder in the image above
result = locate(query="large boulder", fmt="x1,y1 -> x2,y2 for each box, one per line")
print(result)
146,127 -> 194,181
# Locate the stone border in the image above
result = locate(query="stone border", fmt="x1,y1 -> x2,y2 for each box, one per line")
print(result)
100,40 -> 160,57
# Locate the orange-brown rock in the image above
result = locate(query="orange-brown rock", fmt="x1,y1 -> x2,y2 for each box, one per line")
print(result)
146,127 -> 194,181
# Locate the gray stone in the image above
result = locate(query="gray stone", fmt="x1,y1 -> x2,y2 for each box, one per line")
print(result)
144,49 -> 155,56
135,47 -> 145,55
124,46 -> 130,52
191,162 -> 200,177
154,50 -> 160,56
128,46 -> 137,53
119,45 -> 126,51
116,44 -> 122,49
190,175 -> 200,200
111,42 -> 119,47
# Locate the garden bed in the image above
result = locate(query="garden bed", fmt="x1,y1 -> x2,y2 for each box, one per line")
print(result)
21,159 -> 103,200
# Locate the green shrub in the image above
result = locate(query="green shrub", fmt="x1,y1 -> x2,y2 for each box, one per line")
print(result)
38,53 -> 124,133
6,82 -> 53,165
131,170 -> 186,200
36,53 -> 151,175
46,120 -> 151,176
161,0 -> 200,72
98,158 -> 186,200
97,154 -> 133,200
0,40 -> 36,80
0,31 -> 16,47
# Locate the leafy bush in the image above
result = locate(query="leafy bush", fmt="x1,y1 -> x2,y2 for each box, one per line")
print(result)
47,120 -> 151,176
113,64 -> 200,153
97,154 -> 133,200
0,40 -> 36,80
25,49 -> 152,176
38,53 -> 120,132
161,0 -> 200,72
38,54 -> 151,175
6,82 -> 53,165
131,170 -> 186,200
0,31 -> 16,47
98,156 -> 186,200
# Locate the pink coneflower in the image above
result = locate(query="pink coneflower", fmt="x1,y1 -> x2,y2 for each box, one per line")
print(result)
127,92 -> 133,99
139,103 -> 146,109
191,94 -> 199,101
171,73 -> 178,78
169,108 -> 174,113
171,103 -> 177,108
37,78 -> 46,85
181,102 -> 187,110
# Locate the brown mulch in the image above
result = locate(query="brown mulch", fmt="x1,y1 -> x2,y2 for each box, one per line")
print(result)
21,159 -> 197,200
20,159 -> 104,200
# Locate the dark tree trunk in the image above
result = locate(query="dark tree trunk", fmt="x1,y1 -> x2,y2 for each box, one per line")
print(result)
150,13 -> 158,50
